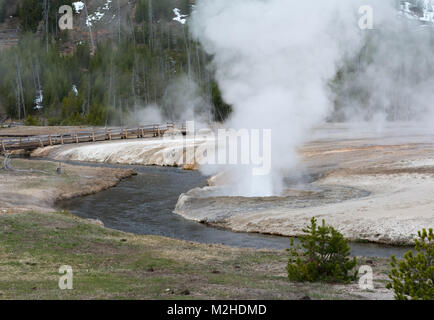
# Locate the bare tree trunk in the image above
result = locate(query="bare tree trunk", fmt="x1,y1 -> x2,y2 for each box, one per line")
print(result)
2,153 -> 11,170
83,1 -> 95,54
43,0 -> 50,53
132,67 -> 137,113
183,25 -> 191,80
148,0 -> 153,49
15,55 -> 26,120
87,74 -> 91,114
117,0 -> 121,44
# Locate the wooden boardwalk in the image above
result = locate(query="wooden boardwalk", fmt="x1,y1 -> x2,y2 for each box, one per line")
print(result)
0,28 -> 19,50
1,123 -> 182,153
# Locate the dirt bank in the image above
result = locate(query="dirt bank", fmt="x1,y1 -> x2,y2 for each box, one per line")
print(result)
0,157 -> 135,214
30,135 -> 211,167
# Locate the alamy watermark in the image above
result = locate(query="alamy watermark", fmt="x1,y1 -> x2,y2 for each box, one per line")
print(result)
358,265 -> 374,290
58,265 -> 73,290
56,4 -> 374,32
162,121 -> 272,176
359,5 -> 374,30
59,5 -> 74,31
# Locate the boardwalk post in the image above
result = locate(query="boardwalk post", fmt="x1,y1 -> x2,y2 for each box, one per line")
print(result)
92,131 -> 95,142
141,128 -> 144,138
60,135 -> 64,145
125,128 -> 128,139
75,132 -> 79,143
39,136 -> 44,147
108,129 -> 112,140
49,135 -> 52,146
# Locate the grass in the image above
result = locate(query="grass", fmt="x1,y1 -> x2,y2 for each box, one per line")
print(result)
0,211 -> 393,300
2,157 -> 58,173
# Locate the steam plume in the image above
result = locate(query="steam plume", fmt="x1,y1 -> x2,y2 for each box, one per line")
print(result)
190,0 -> 371,196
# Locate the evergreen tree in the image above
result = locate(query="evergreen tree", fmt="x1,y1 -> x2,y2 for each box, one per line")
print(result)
19,0 -> 43,32
0,0 -> 6,23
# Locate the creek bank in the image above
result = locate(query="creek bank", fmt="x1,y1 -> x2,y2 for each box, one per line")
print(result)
0,157 -> 135,213
27,123 -> 434,246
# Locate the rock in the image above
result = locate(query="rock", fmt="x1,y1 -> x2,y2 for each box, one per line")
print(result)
183,163 -> 200,171
56,162 -> 62,174
86,218 -> 104,227
180,289 -> 190,295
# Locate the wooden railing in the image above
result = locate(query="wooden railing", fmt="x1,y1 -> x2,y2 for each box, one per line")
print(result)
1,123 -> 179,153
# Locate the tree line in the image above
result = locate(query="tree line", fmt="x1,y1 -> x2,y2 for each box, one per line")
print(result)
0,0 -> 232,126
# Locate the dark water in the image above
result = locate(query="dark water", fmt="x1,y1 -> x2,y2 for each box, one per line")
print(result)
58,163 -> 410,258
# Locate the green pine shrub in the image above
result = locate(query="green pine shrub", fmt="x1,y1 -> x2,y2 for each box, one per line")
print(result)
386,228 -> 434,300
18,0 -> 42,32
24,114 -> 40,126
287,217 -> 358,283
211,81 -> 232,122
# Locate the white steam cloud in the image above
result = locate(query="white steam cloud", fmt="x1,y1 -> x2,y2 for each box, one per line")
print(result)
190,0 -> 374,196
127,75 -> 212,127
332,1 -> 434,122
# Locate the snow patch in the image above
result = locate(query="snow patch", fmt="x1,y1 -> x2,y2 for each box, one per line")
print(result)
72,1 -> 85,14
34,90 -> 43,110
173,8 -> 188,25
72,85 -> 78,97
86,0 -> 112,26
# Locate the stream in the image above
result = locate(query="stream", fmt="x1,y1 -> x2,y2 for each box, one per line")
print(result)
58,162 -> 410,258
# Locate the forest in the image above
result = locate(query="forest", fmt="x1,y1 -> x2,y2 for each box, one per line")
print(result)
0,0 -> 231,126
0,0 -> 432,126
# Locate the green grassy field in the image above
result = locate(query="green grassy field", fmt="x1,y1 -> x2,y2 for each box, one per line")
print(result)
0,211 -> 392,300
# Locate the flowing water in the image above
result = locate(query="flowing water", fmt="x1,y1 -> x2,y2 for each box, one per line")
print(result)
58,162 -> 410,257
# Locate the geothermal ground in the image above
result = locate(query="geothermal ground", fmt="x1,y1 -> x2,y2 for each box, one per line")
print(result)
33,123 -> 434,245
177,123 -> 434,245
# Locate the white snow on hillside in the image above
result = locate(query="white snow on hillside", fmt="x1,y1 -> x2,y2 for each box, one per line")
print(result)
72,85 -> 78,97
86,0 -> 112,27
399,0 -> 434,24
34,90 -> 43,110
173,8 -> 188,25
72,1 -> 85,14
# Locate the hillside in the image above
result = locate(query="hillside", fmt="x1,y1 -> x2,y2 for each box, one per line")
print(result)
70,0 -> 193,54
0,0 -> 432,126
0,0 -> 223,127
0,0 -> 193,52
401,0 -> 434,24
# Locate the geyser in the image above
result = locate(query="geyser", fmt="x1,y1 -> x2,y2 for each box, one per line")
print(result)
190,0 -> 372,196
